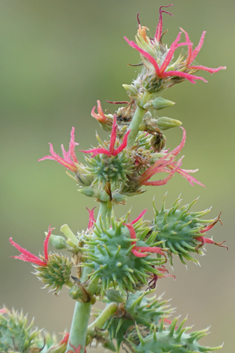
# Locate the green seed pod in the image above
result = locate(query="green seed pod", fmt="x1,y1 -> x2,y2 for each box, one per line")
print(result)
104,290 -> 172,352
152,195 -> 213,264
127,317 -> 222,353
82,218 -> 164,296
0,309 -> 40,352
49,234 -> 67,250
34,254 -> 72,294
125,291 -> 171,326
144,97 -> 175,110
156,116 -> 182,130
85,152 -> 133,188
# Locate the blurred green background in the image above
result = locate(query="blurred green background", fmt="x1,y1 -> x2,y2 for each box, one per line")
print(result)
0,0 -> 234,352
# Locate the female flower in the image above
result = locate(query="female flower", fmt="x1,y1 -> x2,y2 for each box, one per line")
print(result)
195,212 -> 228,250
10,226 -> 54,266
138,127 -> 204,187
124,212 -> 167,259
39,127 -> 79,172
91,100 -> 113,127
124,5 -> 226,86
86,207 -> 96,230
81,116 -> 130,157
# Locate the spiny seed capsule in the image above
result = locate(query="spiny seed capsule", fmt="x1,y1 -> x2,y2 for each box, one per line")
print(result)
82,218 -> 164,296
0,309 -> 39,352
126,317 -> 222,353
104,290 -> 172,351
152,195 -> 215,264
85,152 -> 132,187
34,254 -> 72,293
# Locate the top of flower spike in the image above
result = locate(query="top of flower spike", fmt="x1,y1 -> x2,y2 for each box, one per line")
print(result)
124,4 -> 226,85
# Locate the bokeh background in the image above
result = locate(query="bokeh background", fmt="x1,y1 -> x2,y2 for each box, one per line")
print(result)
0,0 -> 234,352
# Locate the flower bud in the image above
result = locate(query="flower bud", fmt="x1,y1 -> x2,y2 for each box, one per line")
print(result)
151,133 -> 166,152
66,238 -> 79,251
140,113 -> 161,134
76,163 -> 94,186
144,97 -> 175,110
60,224 -> 78,246
156,117 -> 182,130
69,285 -> 84,300
49,234 -> 67,250
122,84 -> 138,97
78,187 -> 95,197
69,283 -> 93,303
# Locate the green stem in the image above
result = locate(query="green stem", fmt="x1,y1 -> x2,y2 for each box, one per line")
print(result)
66,272 -> 98,353
66,301 -> 91,353
127,91 -> 152,147
88,302 -> 118,332
106,200 -> 112,227
97,191 -> 112,228
86,302 -> 118,343
66,192 -> 113,352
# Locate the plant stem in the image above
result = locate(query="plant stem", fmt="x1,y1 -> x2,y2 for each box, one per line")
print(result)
96,191 -> 112,228
88,302 -> 118,332
66,301 -> 91,353
66,193 -> 112,352
127,91 -> 151,147
66,273 -> 99,353
86,302 -> 118,343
